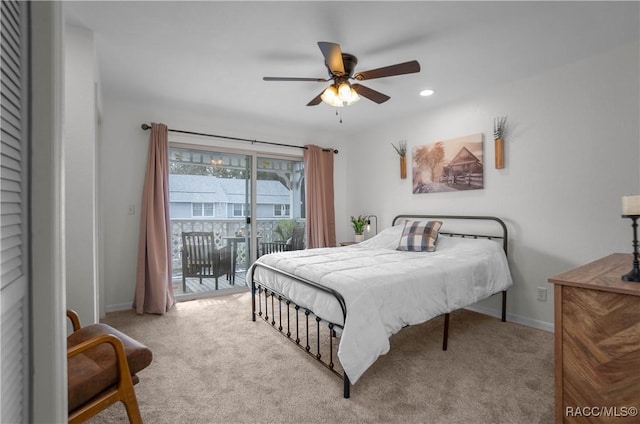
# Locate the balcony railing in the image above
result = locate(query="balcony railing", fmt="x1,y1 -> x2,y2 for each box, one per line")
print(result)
170,219 -> 304,277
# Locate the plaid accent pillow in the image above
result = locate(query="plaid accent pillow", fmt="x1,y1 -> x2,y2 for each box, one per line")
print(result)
397,220 -> 443,252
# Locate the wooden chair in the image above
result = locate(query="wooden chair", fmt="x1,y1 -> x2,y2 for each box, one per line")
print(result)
67,309 -> 152,424
181,231 -> 232,292
258,240 -> 290,257
290,226 -> 305,251
258,226 -> 305,257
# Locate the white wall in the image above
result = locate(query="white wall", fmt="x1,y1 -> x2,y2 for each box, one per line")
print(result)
345,42 -> 640,329
98,95 -> 348,310
64,24 -> 100,324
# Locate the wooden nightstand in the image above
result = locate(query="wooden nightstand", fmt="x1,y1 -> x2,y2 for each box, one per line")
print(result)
548,253 -> 640,423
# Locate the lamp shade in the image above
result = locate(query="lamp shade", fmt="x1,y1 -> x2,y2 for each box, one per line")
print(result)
338,83 -> 352,101
320,85 -> 341,107
623,195 -> 640,215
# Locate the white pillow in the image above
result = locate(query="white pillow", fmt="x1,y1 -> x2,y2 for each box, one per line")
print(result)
355,225 -> 405,250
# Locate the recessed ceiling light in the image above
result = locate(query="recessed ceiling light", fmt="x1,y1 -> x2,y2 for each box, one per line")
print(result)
420,89 -> 434,97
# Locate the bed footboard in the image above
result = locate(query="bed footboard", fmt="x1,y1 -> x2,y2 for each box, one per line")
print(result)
250,263 -> 351,398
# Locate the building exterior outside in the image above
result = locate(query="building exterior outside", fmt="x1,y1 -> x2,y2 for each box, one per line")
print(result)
169,174 -> 292,220
168,174 -> 305,289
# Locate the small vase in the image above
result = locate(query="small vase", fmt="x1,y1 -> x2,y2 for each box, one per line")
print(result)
400,156 -> 407,179
494,138 -> 504,169
354,234 -> 364,243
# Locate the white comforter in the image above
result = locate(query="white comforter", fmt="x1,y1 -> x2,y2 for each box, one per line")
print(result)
248,225 -> 513,383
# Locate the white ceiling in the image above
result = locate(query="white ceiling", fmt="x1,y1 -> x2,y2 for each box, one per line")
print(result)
65,1 -> 640,135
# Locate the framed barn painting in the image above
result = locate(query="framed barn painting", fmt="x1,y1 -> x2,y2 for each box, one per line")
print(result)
412,133 -> 484,194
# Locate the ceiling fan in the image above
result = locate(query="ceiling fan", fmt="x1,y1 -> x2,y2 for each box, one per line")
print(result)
263,41 -> 420,107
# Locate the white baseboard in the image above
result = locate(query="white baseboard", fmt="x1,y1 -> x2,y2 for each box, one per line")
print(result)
464,304 -> 554,333
104,286 -> 250,313
106,294 -> 555,333
105,302 -> 133,313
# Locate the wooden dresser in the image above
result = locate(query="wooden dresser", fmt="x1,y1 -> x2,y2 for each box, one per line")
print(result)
549,253 -> 640,423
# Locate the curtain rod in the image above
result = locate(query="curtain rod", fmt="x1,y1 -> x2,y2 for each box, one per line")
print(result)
140,123 -> 338,154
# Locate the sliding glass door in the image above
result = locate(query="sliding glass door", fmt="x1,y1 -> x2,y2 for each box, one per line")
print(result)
168,145 -> 304,300
255,156 -> 305,259
168,146 -> 252,299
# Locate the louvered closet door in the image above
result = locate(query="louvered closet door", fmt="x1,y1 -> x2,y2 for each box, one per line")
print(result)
1,1 -> 30,422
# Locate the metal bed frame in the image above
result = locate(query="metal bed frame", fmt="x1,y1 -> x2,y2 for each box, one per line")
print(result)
250,214 -> 509,398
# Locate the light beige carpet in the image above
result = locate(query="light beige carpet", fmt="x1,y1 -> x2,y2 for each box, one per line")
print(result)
88,291 -> 554,424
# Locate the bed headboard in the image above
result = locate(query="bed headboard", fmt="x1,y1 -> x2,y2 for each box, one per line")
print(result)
392,214 -> 508,254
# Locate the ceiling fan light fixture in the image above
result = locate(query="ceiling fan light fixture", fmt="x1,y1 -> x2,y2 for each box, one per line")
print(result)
345,87 -> 360,105
339,83 -> 360,105
350,89 -> 360,104
321,83 -> 360,107
338,82 -> 352,101
320,85 -> 341,107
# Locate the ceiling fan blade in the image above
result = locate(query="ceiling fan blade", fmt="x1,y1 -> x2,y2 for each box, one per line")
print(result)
351,84 -> 390,104
318,41 -> 345,76
263,77 -> 327,82
354,60 -> 421,80
306,91 -> 324,106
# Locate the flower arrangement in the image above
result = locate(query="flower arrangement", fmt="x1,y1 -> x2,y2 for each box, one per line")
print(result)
350,215 -> 368,235
493,116 -> 507,140
391,140 -> 407,157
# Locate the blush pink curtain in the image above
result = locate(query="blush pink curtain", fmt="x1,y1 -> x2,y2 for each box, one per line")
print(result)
133,123 -> 175,314
303,145 -> 336,248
